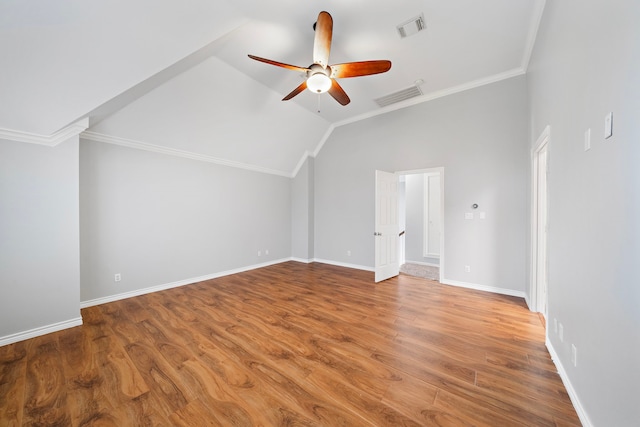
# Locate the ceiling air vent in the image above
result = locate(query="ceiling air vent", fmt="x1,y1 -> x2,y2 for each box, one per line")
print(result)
397,13 -> 426,38
375,85 -> 423,108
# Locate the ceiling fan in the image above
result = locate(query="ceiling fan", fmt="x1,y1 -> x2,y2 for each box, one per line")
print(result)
248,11 -> 392,106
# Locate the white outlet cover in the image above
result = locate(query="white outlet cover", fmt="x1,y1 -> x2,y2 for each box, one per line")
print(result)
465,213 -> 474,220
571,344 -> 577,367
605,112 -> 613,139
559,323 -> 564,342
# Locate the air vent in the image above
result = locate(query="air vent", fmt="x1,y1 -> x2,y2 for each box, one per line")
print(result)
397,13 -> 426,38
375,85 -> 423,107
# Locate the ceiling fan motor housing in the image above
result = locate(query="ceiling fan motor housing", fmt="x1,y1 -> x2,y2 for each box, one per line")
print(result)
306,64 -> 332,93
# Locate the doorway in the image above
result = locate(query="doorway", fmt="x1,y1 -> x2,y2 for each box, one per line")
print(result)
531,127 -> 550,317
398,168 -> 444,282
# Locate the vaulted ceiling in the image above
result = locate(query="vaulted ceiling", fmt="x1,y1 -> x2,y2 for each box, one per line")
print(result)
0,0 -> 545,176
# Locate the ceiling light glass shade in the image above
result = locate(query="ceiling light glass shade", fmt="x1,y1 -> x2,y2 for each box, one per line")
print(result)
306,73 -> 332,93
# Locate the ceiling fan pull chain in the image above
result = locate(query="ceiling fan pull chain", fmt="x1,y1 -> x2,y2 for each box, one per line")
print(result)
317,94 -> 321,113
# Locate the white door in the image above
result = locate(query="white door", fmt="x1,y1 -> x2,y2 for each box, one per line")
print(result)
375,170 -> 400,282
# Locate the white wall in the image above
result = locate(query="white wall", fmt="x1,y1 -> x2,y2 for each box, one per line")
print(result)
0,137 -> 81,343
80,139 -> 292,304
527,1 -> 640,425
314,76 -> 530,293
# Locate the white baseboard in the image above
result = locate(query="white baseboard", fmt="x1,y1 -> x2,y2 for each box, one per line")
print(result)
0,317 -> 83,347
290,257 -> 314,264
81,258 -> 291,308
546,338 -> 593,427
440,278 -> 527,299
312,258 -> 375,272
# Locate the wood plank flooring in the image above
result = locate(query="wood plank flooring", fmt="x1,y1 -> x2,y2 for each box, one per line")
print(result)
0,262 -> 581,426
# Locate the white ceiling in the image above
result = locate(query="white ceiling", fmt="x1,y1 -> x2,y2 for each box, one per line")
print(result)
0,0 -> 545,176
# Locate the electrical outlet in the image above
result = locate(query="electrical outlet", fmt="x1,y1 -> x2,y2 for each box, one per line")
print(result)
347,250 -> 351,256
464,265 -> 471,273
257,250 -> 261,256
553,318 -> 558,334
571,344 -> 577,367
559,323 -> 564,342
265,249 -> 269,255
114,273 -> 121,282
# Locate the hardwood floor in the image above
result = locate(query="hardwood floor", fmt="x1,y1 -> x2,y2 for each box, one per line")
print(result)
0,262 -> 581,426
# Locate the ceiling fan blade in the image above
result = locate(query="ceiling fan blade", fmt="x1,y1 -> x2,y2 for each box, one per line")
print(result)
330,60 -> 392,78
328,79 -> 350,106
313,11 -> 333,68
248,55 -> 309,73
282,81 -> 308,101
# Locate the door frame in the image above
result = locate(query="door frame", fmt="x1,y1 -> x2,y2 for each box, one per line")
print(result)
397,167 -> 445,283
531,126 -> 550,315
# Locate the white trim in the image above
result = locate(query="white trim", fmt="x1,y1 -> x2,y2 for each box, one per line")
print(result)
81,131 -> 292,178
521,0 -> 547,71
291,150 -> 313,178
290,257 -> 314,264
530,125 -> 551,313
0,317 -> 83,347
0,118 -> 89,146
312,125 -> 336,157
312,258 -> 374,272
441,278 -> 527,299
81,258 -> 291,308
546,338 -> 594,427
332,68 -> 526,129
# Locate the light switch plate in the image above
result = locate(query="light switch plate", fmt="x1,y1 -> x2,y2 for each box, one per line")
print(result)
465,213 -> 474,220
584,128 -> 591,151
605,112 -> 613,139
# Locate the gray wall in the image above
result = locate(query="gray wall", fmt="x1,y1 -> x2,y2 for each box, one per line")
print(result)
527,0 -> 640,425
291,157 -> 314,261
314,76 -> 530,292
0,137 -> 81,339
80,139 -> 292,303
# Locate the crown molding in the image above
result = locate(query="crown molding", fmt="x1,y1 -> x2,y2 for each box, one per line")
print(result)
0,118 -> 89,146
333,68 -> 526,129
81,131 -> 292,178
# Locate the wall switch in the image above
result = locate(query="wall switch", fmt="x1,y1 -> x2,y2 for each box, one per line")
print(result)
114,273 -> 121,282
571,344 -> 577,367
464,265 -> 471,273
604,112 -> 613,139
347,250 -> 351,256
559,323 -> 564,342
265,249 -> 269,255
584,128 -> 591,151
479,212 -> 486,219
465,213 -> 474,220
257,250 -> 261,256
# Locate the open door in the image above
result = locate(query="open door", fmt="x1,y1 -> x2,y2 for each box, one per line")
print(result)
375,170 -> 400,282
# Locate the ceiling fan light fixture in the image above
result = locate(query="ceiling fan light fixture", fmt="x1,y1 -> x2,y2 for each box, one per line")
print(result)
306,72 -> 332,93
